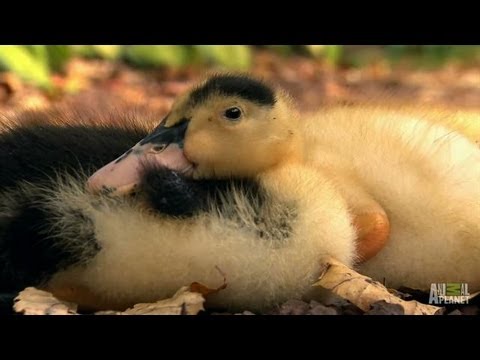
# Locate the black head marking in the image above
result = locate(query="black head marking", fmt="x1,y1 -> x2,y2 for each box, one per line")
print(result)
189,75 -> 276,107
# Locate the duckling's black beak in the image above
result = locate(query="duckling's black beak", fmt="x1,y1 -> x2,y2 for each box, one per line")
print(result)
87,118 -> 192,195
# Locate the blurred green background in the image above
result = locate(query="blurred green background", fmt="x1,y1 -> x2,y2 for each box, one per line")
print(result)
0,45 -> 479,91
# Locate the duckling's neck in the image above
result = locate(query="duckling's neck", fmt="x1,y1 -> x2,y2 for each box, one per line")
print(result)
261,131 -> 306,176
275,101 -> 305,166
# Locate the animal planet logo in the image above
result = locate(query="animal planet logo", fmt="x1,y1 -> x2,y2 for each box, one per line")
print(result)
429,283 -> 470,305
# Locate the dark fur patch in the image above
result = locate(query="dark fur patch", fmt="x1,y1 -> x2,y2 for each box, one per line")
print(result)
139,167 -> 207,217
0,187 -> 100,292
0,122 -> 148,190
138,166 -> 295,240
139,165 -> 268,217
189,74 -> 276,107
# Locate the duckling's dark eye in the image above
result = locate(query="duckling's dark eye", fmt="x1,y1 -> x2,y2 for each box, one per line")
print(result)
224,107 -> 242,121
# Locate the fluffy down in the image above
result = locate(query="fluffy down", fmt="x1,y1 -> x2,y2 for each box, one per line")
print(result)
44,164 -> 356,311
304,106 -> 480,289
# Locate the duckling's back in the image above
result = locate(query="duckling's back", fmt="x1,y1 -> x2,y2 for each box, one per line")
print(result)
303,106 -> 480,291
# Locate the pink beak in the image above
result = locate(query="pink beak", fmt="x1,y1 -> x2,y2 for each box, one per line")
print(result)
87,118 -> 193,195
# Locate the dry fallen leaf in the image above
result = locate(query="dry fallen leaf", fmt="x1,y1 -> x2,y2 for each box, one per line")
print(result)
14,287 -> 78,315
14,280 -> 228,315
313,257 -> 443,315
120,286 -> 205,315
116,271 -> 228,315
189,265 -> 228,297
